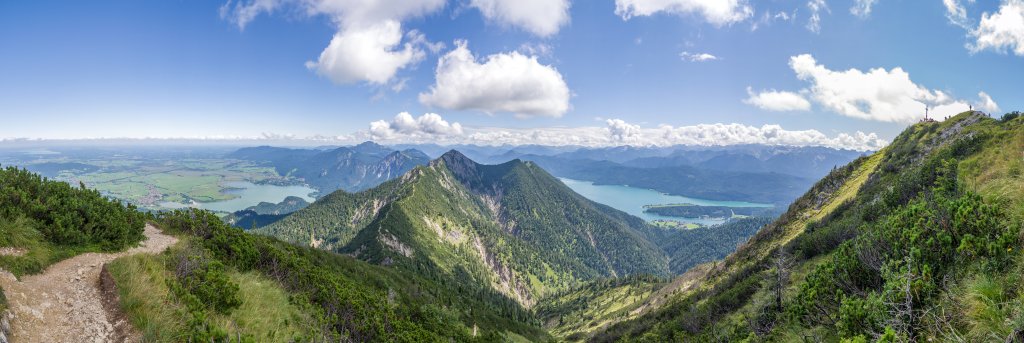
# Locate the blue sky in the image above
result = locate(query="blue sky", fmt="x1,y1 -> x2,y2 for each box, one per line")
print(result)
0,0 -> 1021,150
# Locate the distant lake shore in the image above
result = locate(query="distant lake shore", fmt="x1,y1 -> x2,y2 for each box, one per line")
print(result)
559,178 -> 772,226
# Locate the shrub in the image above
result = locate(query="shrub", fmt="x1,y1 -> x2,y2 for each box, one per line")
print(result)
168,248 -> 242,315
1001,111 -> 1021,123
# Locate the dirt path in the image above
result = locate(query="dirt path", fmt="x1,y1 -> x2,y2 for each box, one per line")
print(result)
0,224 -> 178,343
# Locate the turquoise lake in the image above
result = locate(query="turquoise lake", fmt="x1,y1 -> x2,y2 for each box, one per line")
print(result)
159,181 -> 316,213
559,178 -> 772,226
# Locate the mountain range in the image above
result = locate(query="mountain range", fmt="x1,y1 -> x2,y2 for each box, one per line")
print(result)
228,141 -> 431,195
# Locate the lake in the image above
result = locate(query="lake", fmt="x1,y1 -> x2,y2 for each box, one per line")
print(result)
559,178 -> 772,226
159,181 -> 316,213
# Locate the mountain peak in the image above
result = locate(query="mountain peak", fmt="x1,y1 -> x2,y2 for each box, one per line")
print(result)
436,150 -> 482,182
351,141 -> 391,154
438,149 -> 476,166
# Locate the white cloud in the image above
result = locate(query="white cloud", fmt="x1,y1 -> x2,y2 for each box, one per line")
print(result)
469,0 -> 570,37
749,55 -> 996,123
419,41 -> 571,118
3,117 -> 890,152
221,0 -> 446,86
806,0 -> 828,33
466,123 -> 886,151
354,116 -> 889,151
606,119 -> 642,143
656,123 -> 887,151
850,0 -> 878,18
369,112 -> 464,140
751,10 -> 794,31
614,0 -> 753,26
744,87 -> 811,111
305,21 -> 425,85
943,0 -> 972,30
970,0 -> 1024,56
975,91 -> 1001,113
777,54 -> 988,123
680,51 -> 718,62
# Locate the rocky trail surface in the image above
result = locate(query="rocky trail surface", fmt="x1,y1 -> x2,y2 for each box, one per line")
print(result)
0,224 -> 178,343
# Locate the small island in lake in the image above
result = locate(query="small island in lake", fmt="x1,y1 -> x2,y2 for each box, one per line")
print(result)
643,203 -> 774,219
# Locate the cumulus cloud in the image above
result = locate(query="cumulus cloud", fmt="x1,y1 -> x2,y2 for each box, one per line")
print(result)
975,91 -> 1001,113
850,0 -> 878,18
680,51 -> 718,62
762,54 -> 991,123
606,119 -> 642,143
806,0 -> 829,33
970,0 -> 1024,56
614,0 -> 753,26
369,112 -> 464,140
744,87 -> 811,111
305,21 -> 426,85
469,0 -> 570,37
221,0 -> 446,86
418,41 -> 570,118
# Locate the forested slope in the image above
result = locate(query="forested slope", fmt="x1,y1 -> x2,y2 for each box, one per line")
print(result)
259,151 -> 670,307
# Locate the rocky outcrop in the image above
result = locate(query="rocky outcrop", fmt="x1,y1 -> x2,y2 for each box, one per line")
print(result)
1,308 -> 11,343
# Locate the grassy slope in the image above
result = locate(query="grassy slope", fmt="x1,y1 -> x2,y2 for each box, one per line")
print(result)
107,248 -> 312,342
584,112 -> 1024,341
536,277 -> 664,341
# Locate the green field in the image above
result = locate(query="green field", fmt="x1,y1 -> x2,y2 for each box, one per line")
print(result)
22,157 -> 297,211
649,220 -> 701,229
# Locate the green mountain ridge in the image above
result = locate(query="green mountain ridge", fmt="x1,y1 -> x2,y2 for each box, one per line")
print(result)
561,111 -> 1024,342
259,150 -> 670,306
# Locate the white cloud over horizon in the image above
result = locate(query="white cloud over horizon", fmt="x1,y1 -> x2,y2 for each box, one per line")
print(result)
750,54 -> 997,123
349,113 -> 888,151
614,0 -> 753,26
419,41 -> 571,118
2,114 -> 889,151
369,112 -> 464,140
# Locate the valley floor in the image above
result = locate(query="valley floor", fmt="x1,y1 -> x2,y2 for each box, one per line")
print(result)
0,224 -> 177,343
